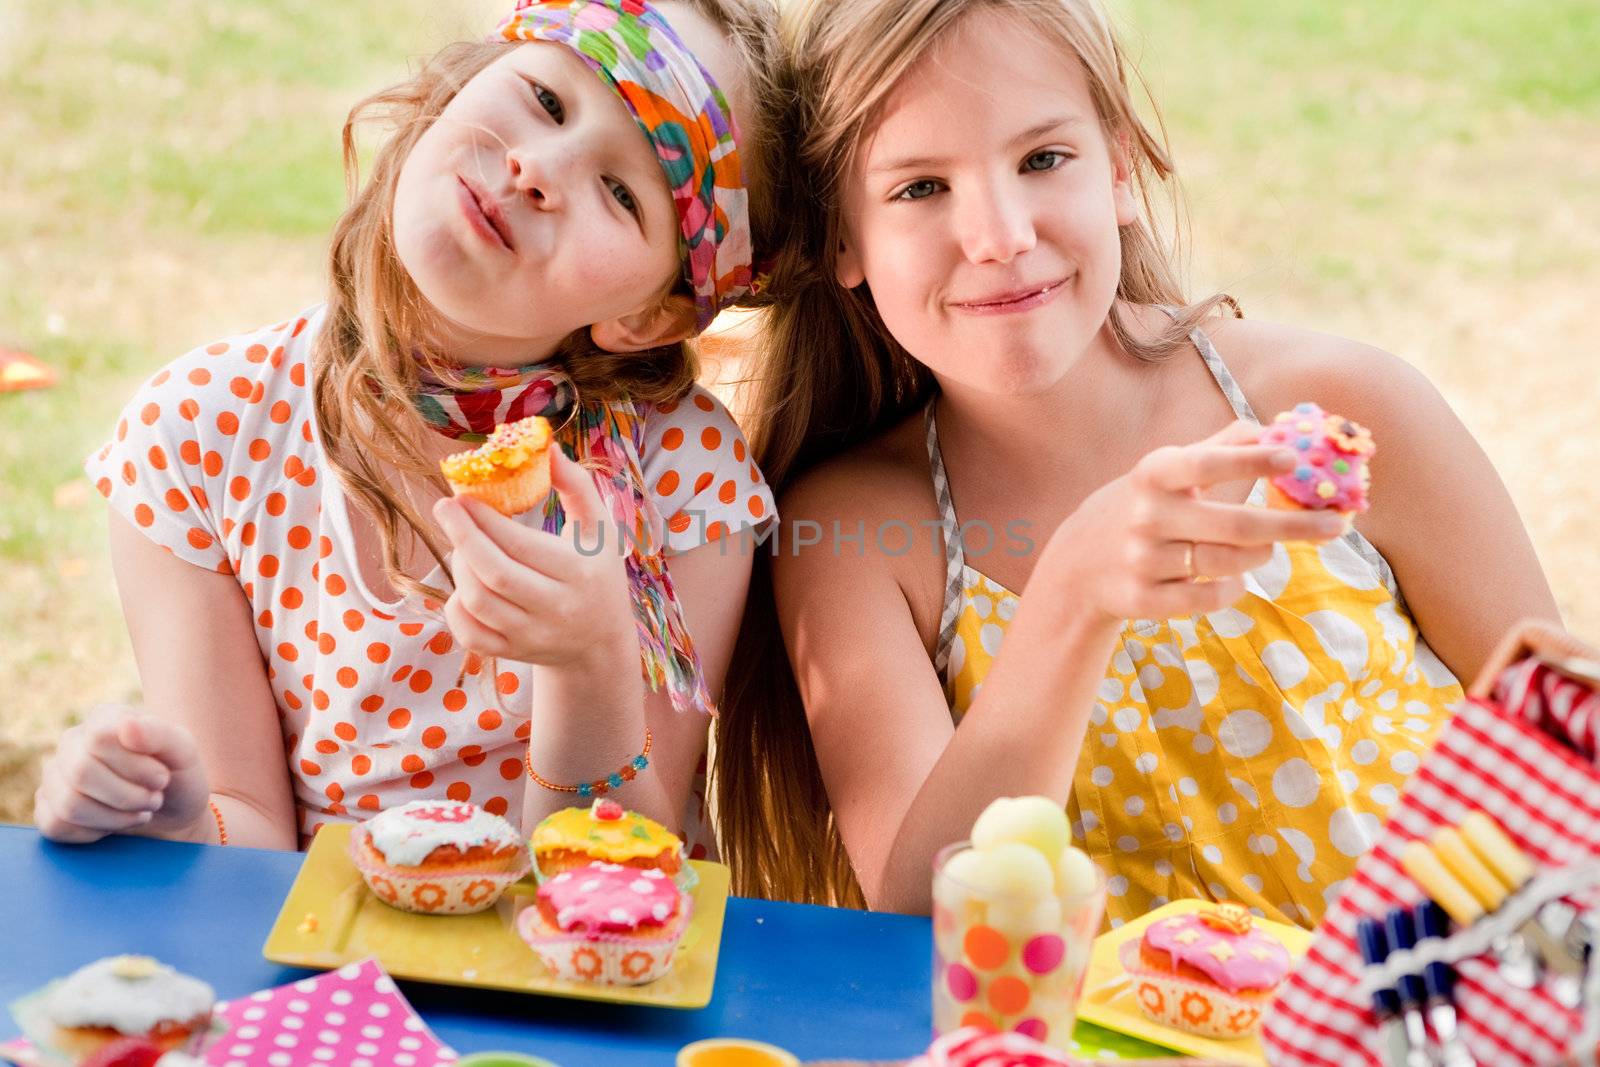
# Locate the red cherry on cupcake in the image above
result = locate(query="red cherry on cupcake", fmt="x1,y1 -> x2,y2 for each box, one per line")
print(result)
80,1037 -> 165,1067
591,798 -> 625,821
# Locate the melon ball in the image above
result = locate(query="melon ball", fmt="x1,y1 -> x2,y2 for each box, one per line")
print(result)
987,894 -> 1063,940
1056,845 -> 1100,900
970,796 -> 1071,863
968,841 -> 1056,901
935,847 -> 985,909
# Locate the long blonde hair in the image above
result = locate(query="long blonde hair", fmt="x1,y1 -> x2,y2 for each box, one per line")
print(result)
311,1 -> 784,614
714,0 -> 1238,907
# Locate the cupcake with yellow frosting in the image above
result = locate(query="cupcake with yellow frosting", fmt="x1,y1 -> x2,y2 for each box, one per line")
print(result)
438,415 -> 553,517
531,798 -> 685,882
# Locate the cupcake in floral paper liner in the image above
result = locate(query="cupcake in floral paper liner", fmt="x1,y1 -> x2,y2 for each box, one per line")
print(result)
516,860 -> 692,985
1258,402 -> 1375,531
349,799 -> 530,915
1120,902 -> 1291,1039
18,954 -> 215,1063
530,798 -> 688,885
438,414 -> 553,517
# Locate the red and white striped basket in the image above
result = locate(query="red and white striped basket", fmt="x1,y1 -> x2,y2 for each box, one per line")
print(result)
1262,622 -> 1600,1067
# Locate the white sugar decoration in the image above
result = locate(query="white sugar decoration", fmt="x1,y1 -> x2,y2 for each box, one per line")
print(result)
48,956 -> 214,1036
364,800 -> 521,867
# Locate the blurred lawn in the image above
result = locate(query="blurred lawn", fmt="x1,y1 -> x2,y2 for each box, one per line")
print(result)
2,0 -> 1597,822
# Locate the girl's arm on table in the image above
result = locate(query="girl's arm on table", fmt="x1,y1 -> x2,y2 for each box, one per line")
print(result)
435,450 -> 753,835
776,435 -> 1340,913
519,528 -> 753,832
36,511 -> 297,850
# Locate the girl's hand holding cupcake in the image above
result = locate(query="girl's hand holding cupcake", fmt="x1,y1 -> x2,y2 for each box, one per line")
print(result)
35,705 -> 210,845
433,448 -> 636,670
1042,421 -> 1350,624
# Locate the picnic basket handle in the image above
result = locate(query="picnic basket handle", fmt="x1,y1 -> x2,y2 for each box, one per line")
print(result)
1468,619 -> 1600,700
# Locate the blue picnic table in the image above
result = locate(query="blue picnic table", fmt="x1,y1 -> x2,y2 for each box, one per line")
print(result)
0,826 -> 1173,1064
0,825 -> 934,1065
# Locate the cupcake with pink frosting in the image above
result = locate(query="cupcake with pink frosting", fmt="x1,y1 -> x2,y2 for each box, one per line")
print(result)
517,860 -> 691,985
1258,402 -> 1375,530
1121,902 -> 1291,1039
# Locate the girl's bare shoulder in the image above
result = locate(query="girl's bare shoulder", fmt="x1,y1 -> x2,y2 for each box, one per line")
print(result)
1203,313 -> 1439,433
778,407 -> 937,533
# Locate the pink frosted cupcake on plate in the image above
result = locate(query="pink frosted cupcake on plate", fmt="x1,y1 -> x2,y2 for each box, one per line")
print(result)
1258,401 -> 1375,531
1120,903 -> 1291,1039
349,799 -> 530,915
517,860 -> 691,985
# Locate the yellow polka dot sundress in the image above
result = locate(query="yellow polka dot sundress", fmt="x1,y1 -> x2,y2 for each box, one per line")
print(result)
926,326 -> 1463,929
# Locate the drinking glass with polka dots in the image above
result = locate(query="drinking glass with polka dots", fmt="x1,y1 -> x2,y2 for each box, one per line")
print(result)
932,840 -> 1106,1050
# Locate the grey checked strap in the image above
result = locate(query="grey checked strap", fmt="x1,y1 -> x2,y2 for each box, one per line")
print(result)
1188,320 -> 1259,423
925,400 -> 966,676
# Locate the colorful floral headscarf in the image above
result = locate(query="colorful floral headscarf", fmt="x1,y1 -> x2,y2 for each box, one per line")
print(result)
496,0 -> 755,329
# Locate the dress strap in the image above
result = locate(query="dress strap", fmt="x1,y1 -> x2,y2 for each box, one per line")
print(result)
1162,305 -> 1406,605
1191,325 -> 1260,425
925,400 -> 967,675
1154,304 -> 1258,424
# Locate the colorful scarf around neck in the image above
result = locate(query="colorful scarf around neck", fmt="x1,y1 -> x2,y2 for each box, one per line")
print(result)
418,362 -> 714,717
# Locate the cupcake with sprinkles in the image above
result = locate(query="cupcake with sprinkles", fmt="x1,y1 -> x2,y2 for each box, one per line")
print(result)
1120,902 -> 1291,1039
530,797 -> 685,882
1258,401 -> 1375,531
349,799 -> 530,914
517,860 -> 692,985
438,414 -> 554,517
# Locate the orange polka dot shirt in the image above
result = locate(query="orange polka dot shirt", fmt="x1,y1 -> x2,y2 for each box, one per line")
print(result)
84,305 -> 775,851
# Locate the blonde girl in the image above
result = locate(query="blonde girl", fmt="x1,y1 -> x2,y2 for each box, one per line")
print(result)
38,0 -> 781,854
717,0 -> 1558,923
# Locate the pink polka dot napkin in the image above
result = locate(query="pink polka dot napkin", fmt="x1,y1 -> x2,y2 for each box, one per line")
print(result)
205,958 -> 457,1067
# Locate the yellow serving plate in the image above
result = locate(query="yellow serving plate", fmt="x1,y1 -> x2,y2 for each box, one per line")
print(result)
1074,900 -> 1313,1067
263,823 -> 729,1008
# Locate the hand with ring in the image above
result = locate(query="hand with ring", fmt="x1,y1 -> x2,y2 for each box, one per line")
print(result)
1041,421 -> 1351,623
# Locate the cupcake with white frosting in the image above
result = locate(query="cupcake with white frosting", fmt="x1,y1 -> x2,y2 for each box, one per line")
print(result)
349,799 -> 530,914
44,955 -> 213,1062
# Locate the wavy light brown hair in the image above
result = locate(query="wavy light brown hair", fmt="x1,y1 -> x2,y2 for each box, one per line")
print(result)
311,1 -> 784,617
713,0 -> 1239,907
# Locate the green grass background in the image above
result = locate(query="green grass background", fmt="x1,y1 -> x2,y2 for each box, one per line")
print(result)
2,0 -> 1597,820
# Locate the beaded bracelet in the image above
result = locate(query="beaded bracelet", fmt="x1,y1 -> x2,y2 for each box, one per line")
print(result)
525,728 -> 653,798
208,800 -> 229,846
